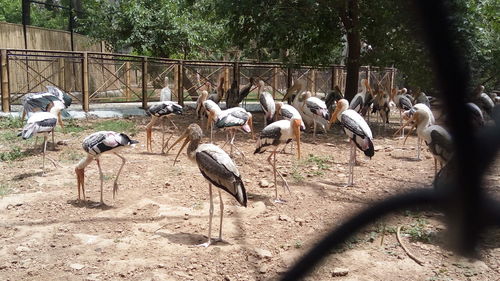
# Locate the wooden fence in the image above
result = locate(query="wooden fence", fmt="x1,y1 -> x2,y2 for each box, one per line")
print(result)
0,48 -> 396,112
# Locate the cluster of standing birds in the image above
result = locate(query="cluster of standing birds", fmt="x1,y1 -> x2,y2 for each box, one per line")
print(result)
15,80 -> 498,247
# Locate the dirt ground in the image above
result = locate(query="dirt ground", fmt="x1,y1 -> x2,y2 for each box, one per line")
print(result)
0,108 -> 499,281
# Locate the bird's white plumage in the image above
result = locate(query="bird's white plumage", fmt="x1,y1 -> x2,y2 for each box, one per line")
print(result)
339,109 -> 373,140
413,103 -> 435,125
260,91 -> 275,119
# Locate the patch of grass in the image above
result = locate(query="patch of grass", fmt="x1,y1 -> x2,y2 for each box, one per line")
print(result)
0,146 -> 28,162
0,130 -> 20,141
0,184 -> 11,197
291,154 -> 332,181
57,119 -> 87,134
0,117 -> 24,129
94,119 -> 138,136
305,154 -> 331,176
60,149 -> 84,162
405,218 -> 433,243
294,240 -> 303,249
291,165 -> 305,182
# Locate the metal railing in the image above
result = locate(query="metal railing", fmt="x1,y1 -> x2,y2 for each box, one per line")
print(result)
0,48 -> 396,112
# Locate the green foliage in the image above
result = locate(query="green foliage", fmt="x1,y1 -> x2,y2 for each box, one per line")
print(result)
56,119 -> 87,134
0,184 -> 10,197
404,218 -> 432,243
0,146 -> 28,162
0,117 -> 24,129
0,130 -> 20,141
94,119 -> 137,135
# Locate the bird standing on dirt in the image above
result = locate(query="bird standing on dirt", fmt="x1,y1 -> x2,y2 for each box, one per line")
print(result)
167,124 -> 247,247
392,88 -> 413,137
75,131 -> 138,205
258,80 -> 276,126
22,86 -> 72,129
349,79 -> 372,116
19,111 -> 58,171
400,103 -> 435,160
145,101 -> 183,153
204,100 -> 254,158
208,77 -> 225,104
254,111 -> 302,202
329,99 -> 374,186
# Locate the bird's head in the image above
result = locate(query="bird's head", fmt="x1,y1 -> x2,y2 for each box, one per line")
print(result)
172,103 -> 183,115
166,124 -> 203,165
328,99 -> 348,129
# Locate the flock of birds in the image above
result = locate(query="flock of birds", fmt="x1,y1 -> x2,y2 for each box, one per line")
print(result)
15,80 -> 499,247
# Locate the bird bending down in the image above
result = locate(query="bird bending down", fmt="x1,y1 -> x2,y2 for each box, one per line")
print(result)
22,86 -> 72,129
204,100 -> 254,158
145,101 -> 183,153
303,96 -> 329,142
399,103 -> 435,160
401,107 -> 453,174
167,124 -> 247,247
258,80 -> 276,126
254,114 -> 302,202
329,99 -> 374,186
75,131 -> 138,205
19,112 -> 58,171
196,90 -> 209,120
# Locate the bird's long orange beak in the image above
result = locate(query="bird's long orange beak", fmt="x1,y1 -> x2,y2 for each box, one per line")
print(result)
328,106 -> 340,129
166,130 -> 190,165
293,119 -> 302,160
393,116 -> 414,138
75,167 -> 85,201
403,123 -> 416,145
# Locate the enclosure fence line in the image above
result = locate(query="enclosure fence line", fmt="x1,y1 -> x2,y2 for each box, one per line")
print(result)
0,48 -> 397,112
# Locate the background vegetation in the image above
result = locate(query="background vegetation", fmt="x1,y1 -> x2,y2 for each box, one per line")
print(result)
0,0 -> 498,97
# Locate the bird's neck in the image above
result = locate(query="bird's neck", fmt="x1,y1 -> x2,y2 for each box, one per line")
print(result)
416,115 -> 431,134
76,154 -> 94,170
186,139 -> 201,160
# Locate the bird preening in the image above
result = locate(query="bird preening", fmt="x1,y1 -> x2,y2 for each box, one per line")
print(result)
75,131 -> 138,205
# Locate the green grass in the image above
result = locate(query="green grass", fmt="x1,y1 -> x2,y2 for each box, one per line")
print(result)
404,218 -> 432,243
94,120 -> 138,136
0,184 -> 10,197
0,117 -> 24,129
0,146 -> 28,162
0,130 -> 20,141
291,153 -> 332,181
60,149 -> 84,162
56,119 -> 87,134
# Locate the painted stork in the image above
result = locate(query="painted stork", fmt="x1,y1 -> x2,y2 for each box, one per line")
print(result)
19,112 -> 57,171
275,102 -> 306,153
167,124 -> 247,247
258,80 -> 276,126
208,77 -> 225,104
400,103 -> 435,160
204,100 -> 254,157
196,90 -> 209,120
303,95 -> 329,142
328,99 -> 374,186
472,85 -> 495,117
254,115 -> 302,202
349,78 -> 372,115
22,86 -> 72,129
402,107 -> 453,174
392,88 -> 413,137
160,77 -> 172,102
145,101 -> 183,153
75,131 -> 138,204
415,92 -> 431,109
465,102 -> 484,129
371,88 -> 390,131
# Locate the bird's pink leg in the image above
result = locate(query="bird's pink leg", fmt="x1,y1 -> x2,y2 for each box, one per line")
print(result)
198,184 -> 213,247
313,119 -> 317,143
112,153 -> 126,200
230,130 -> 245,159
42,135 -> 48,173
217,189 -> 224,242
95,158 -> 104,205
51,129 -> 55,150
347,140 -> 354,186
166,115 -> 178,130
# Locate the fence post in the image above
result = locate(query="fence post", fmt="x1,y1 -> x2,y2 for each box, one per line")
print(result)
1,50 -> 10,112
141,57 -> 148,109
125,61 -> 131,101
311,69 -> 316,93
233,62 -> 240,92
366,66 -> 370,85
389,67 -> 395,91
82,52 -> 89,112
287,67 -> 292,89
331,67 -> 336,91
176,62 -> 183,106
224,66 -> 230,92
58,58 -> 65,90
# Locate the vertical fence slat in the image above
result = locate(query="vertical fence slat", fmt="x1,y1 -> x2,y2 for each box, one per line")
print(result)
176,62 -> 183,106
58,57 -> 65,90
142,57 -> 148,109
125,61 -> 131,101
1,50 -> 10,112
82,52 -> 89,112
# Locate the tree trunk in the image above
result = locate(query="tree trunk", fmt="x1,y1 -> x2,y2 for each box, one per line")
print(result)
341,0 -> 361,102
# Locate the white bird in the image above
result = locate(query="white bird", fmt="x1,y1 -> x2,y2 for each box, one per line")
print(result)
145,101 -> 183,153
75,131 -> 138,205
22,86 -> 72,128
349,78 -> 372,115
465,102 -> 484,128
400,103 -> 435,160
372,88 -> 391,129
303,95 -> 329,142
204,100 -> 254,157
472,85 -> 495,117
329,99 -> 374,186
167,124 -> 247,247
275,102 -> 306,153
392,88 -> 413,137
415,92 -> 431,109
404,107 -> 453,174
196,90 -> 209,120
208,77 -> 225,104
258,80 -> 276,126
19,112 -> 57,171
254,114 -> 302,202
159,77 -> 172,102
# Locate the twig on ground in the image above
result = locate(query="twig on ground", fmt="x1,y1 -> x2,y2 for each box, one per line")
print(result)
397,225 -> 424,266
